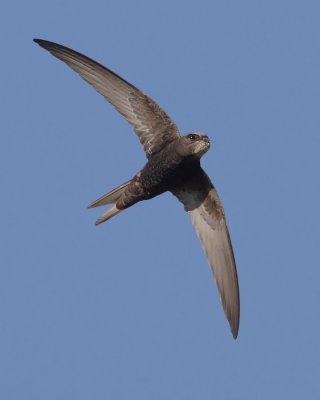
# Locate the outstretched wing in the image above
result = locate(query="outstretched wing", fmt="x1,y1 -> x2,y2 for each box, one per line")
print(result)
34,39 -> 180,158
172,169 -> 240,338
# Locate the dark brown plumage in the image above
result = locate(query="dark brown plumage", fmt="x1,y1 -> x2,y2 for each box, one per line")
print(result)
34,39 -> 240,339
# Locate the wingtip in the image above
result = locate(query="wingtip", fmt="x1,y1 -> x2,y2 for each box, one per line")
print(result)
231,319 -> 239,339
33,38 -> 44,45
33,38 -> 56,50
33,38 -> 49,50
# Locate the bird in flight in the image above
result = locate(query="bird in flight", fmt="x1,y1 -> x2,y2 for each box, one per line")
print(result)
34,39 -> 240,338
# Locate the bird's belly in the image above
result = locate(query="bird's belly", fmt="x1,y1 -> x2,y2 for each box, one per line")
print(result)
139,162 -> 192,199
139,173 -> 170,198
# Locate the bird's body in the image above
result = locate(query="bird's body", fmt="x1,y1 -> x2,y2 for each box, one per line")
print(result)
34,39 -> 240,338
90,133 -> 210,223
131,136 -> 209,201
137,140 -> 193,195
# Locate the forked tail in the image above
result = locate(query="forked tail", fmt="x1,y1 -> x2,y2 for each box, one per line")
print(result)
88,180 -> 132,225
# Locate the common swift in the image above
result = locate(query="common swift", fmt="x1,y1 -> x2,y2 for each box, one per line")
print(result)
34,39 -> 240,338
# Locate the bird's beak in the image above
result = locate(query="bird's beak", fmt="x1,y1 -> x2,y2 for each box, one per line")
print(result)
203,136 -> 211,147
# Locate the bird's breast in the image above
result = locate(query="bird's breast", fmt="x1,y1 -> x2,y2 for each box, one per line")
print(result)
138,152 -> 200,197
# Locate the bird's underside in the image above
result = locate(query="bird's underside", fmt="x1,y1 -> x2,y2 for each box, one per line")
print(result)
34,38 -> 240,339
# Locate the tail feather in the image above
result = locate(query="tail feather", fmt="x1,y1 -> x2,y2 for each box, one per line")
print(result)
88,180 -> 132,226
88,180 -> 131,208
95,204 -> 123,225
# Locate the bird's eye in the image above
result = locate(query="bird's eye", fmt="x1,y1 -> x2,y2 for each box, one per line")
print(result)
188,134 -> 197,141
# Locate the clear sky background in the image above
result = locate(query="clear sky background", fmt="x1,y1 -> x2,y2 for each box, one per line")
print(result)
1,1 -> 319,399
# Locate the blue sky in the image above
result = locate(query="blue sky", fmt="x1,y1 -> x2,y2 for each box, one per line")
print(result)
1,1 -> 320,399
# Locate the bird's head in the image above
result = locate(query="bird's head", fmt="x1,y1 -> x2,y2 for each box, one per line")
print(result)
176,132 -> 211,158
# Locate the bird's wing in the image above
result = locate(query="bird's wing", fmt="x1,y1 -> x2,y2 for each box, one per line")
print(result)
172,169 -> 240,338
34,39 -> 180,158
